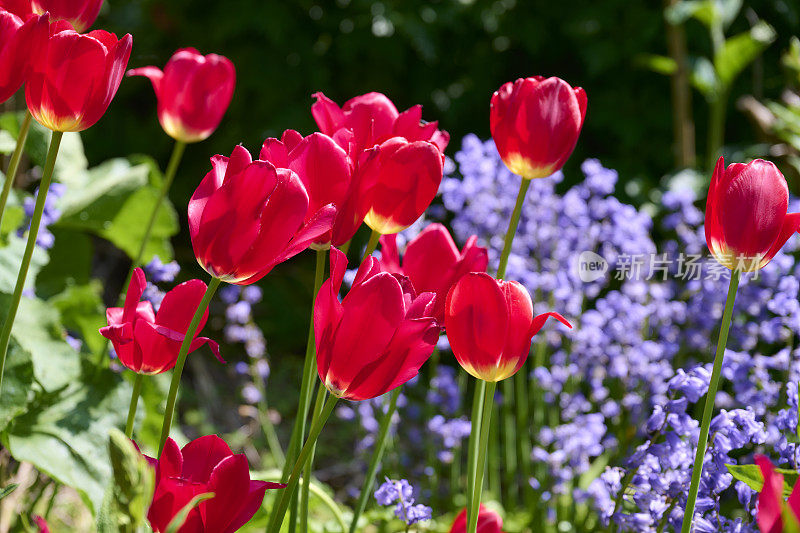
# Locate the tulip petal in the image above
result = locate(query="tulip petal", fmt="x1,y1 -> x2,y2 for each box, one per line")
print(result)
288,132 -> 351,219
379,234 -> 401,273
763,212 -> 800,266
200,454 -> 252,533
155,279 -> 210,336
402,223 -> 460,294
311,91 -> 344,135
180,435 -> 234,484
126,65 -> 163,94
225,481 -> 284,533
314,248 -> 347,377
756,455 -> 784,533
529,312 -> 572,337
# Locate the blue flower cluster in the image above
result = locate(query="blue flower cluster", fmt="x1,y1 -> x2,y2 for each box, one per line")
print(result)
17,182 -> 66,249
374,477 -> 432,526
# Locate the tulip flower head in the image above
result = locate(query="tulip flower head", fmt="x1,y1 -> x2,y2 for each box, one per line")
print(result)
445,272 -> 571,382
0,9 -> 47,104
100,268 -> 222,374
31,0 -> 102,32
26,24 -> 132,132
315,248 -> 440,401
145,435 -> 285,533
260,129 -> 353,248
380,223 -> 488,323
755,455 -> 800,533
128,48 -> 236,143
450,505 -> 504,533
189,145 -> 335,284
490,76 -> 587,180
705,157 -> 800,272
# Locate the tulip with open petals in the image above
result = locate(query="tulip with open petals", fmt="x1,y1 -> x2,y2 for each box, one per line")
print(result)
100,268 -> 222,374
445,272 -> 571,382
450,505 -> 504,533
0,9 -> 47,104
706,157 -> 800,272
260,129 -> 353,247
490,76 -> 587,180
380,223 -> 488,323
128,48 -> 235,143
145,435 -> 285,533
188,145 -> 335,285
26,24 -> 131,132
315,248 -> 440,401
755,455 -> 800,532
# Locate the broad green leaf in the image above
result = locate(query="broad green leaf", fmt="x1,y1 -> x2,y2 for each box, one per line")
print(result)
727,463 -> 797,498
0,341 -> 33,432
0,484 -> 18,500
165,492 -> 215,533
0,233 -> 49,293
665,0 -> 741,28
0,130 -> 16,154
0,204 -> 23,239
35,228 -> 93,299
714,22 -> 776,89
4,367 -> 131,514
49,281 -> 107,356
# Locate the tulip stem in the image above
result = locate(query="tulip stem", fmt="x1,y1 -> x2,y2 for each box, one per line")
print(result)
124,373 -> 144,438
496,178 -> 531,280
467,379 -> 497,533
363,229 -> 381,261
465,379 -> 486,528
348,387 -> 402,533
680,269 -> 739,533
0,131 -> 63,393
157,276 -> 220,455
0,111 -> 33,233
281,249 -> 327,529
267,393 -> 339,533
300,381 -> 328,533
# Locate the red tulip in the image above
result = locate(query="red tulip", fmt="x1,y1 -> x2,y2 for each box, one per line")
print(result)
188,145 -> 335,285
26,24 -> 131,132
30,0 -> 102,32
358,137 -> 444,235
705,157 -> 800,272
260,129 -> 353,247
0,9 -> 47,104
380,223 -> 488,323
311,91 -> 449,154
756,455 -> 800,533
33,516 -> 49,533
127,48 -> 235,144
99,268 -> 222,374
145,435 -> 285,533
445,273 -> 571,382
450,505 -> 504,533
315,247 -> 440,401
490,76 -> 587,180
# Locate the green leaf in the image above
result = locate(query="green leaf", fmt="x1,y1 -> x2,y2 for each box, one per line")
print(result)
690,57 -> 720,100
0,340 -> 34,432
0,233 -> 49,294
49,281 -> 107,356
714,22 -> 776,89
727,463 -> 797,498
636,54 -> 678,75
0,484 -> 18,501
34,227 -> 93,298
665,0 -> 741,28
165,492 -> 215,533
0,130 -> 17,154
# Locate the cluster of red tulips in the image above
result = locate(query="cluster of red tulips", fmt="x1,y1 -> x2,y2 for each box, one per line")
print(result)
3,1 -> 800,532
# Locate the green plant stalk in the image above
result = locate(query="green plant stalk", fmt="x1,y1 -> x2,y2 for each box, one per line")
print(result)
515,360 -> 532,503
0,131 -> 63,393
363,229 -> 381,261
467,380 -> 497,533
680,270 -> 739,533
348,387 -> 402,533
158,276 -> 221,455
496,178 -> 531,280
124,373 -> 144,438
267,394 -> 339,533
300,382 -> 328,533
706,93 -> 728,171
0,111 -> 33,232
465,379 -> 486,528
499,379 -> 513,500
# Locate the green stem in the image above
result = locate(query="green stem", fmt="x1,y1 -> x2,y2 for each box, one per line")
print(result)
467,380 -> 497,533
348,387 -> 402,533
496,178 -> 531,280
157,276 -> 221,455
499,379 -> 513,500
679,270 -> 739,533
301,382 -> 327,533
124,373 -> 144,438
465,379 -> 486,528
363,229 -> 381,262
0,131 -> 63,393
0,111 -> 32,232
267,394 -> 339,533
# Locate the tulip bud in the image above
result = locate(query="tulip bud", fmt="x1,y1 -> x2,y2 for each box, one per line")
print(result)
490,76 -> 587,180
188,145 -> 335,285
0,9 -> 48,104
445,273 -> 571,382
379,223 -> 488,323
99,268 -> 222,374
705,157 -> 800,272
450,505 -> 504,533
144,435 -> 285,533
31,0 -> 102,32
315,248 -> 440,401
26,25 -> 132,132
128,48 -> 236,143
358,137 -> 445,235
